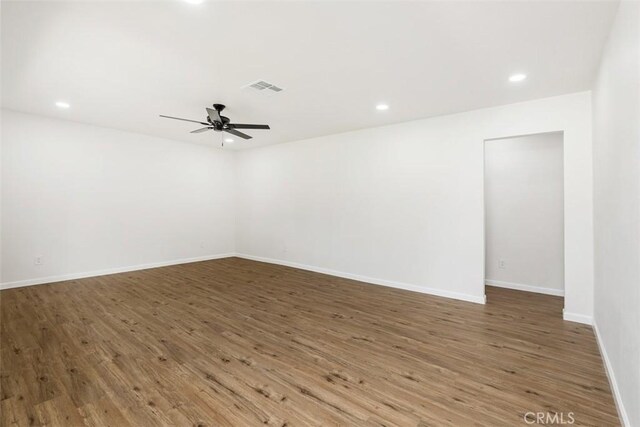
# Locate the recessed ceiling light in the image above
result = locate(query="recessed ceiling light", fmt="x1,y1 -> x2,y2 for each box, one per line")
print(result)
224,138 -> 234,143
55,101 -> 70,109
509,73 -> 527,82
376,104 -> 389,111
184,0 -> 204,4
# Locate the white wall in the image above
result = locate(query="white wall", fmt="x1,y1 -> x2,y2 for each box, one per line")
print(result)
592,1 -> 640,425
1,110 -> 236,287
236,92 -> 594,319
485,132 -> 564,295
2,93 -> 595,321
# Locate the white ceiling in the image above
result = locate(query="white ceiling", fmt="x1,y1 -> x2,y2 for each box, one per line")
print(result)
2,1 -> 619,149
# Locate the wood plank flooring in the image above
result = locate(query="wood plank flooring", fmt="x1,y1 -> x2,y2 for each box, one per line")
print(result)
1,257 -> 619,426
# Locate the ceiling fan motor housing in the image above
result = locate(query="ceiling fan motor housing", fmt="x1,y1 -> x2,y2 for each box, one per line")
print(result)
207,116 -> 230,130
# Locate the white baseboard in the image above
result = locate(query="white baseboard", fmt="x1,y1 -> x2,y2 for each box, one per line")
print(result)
3,252 -> 487,306
0,253 -> 236,290
593,321 -> 630,427
485,279 -> 564,296
235,253 -> 486,304
562,309 -> 593,325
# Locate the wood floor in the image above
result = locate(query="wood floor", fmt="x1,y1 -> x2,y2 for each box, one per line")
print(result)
1,258 -> 619,426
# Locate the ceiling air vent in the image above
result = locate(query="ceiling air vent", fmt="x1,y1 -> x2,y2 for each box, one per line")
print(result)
243,80 -> 284,96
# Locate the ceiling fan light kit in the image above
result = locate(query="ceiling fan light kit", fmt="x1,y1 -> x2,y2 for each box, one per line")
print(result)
160,103 -> 270,146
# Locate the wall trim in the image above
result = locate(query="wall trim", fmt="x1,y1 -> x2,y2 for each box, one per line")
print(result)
485,279 -> 565,296
593,321 -> 630,427
562,309 -> 593,325
235,253 -> 486,304
0,253 -> 236,291
3,251 -> 488,306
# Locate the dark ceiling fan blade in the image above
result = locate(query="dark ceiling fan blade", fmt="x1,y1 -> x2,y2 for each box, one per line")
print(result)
206,108 -> 222,123
160,115 -> 208,125
228,123 -> 270,130
190,127 -> 213,134
224,128 -> 252,140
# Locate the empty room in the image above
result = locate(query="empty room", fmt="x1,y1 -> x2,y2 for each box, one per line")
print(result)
1,0 -> 638,426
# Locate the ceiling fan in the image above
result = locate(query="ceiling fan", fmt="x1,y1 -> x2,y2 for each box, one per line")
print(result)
160,104 -> 270,140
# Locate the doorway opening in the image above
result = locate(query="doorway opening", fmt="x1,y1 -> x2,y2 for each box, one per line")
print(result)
484,132 -> 565,309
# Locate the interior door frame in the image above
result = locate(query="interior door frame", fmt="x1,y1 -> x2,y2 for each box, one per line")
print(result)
481,130 -> 566,313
